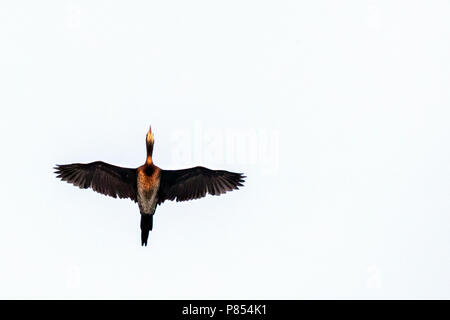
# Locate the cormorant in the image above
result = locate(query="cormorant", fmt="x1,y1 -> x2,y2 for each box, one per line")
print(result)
54,126 -> 245,246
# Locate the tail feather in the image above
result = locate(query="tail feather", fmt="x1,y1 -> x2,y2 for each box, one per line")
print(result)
140,214 -> 153,246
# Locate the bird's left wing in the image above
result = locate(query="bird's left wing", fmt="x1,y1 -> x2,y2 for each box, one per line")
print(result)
54,161 -> 137,202
157,166 -> 245,204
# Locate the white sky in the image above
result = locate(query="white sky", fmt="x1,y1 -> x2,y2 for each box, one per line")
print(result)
1,1 -> 449,299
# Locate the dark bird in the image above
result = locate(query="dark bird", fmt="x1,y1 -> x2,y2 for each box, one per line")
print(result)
54,126 -> 245,246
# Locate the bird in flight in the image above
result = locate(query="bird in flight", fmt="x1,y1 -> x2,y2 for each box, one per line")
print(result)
54,126 -> 245,246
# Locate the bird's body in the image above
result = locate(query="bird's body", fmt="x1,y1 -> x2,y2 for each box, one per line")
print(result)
54,126 -> 245,246
137,163 -> 160,215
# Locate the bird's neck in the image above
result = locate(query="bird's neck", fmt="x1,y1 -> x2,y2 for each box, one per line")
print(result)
146,142 -> 154,165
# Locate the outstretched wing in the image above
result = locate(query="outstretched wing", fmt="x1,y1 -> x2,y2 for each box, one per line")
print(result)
54,161 -> 137,202
157,166 -> 245,204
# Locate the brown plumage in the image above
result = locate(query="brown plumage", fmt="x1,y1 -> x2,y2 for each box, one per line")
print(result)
54,126 -> 245,246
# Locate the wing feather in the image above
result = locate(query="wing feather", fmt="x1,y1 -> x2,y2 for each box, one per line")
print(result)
54,161 -> 137,202
157,166 -> 245,204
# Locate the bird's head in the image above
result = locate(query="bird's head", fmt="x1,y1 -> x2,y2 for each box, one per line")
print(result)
146,126 -> 154,146
145,126 -> 155,163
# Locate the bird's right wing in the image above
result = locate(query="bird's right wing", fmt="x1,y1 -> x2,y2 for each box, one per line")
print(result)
54,161 -> 138,202
157,166 -> 245,204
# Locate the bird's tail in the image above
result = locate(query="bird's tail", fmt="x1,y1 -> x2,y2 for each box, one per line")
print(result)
140,214 -> 153,246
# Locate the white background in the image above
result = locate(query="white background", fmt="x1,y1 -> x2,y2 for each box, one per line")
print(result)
1,1 -> 449,299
